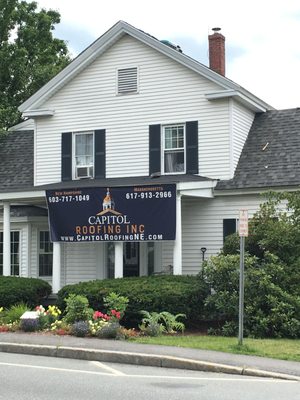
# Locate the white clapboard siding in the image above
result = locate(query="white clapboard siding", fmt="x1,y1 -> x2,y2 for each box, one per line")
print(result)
63,242 -> 105,285
35,35 -> 233,185
232,101 -> 255,171
162,194 -> 265,276
161,241 -> 174,270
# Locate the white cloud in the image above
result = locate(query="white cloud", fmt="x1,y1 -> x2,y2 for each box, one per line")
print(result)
33,0 -> 300,108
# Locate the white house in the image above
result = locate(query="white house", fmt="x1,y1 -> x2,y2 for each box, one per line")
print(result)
1,21 -> 299,293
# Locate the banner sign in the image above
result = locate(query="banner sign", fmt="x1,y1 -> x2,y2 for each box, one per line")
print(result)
46,184 -> 176,242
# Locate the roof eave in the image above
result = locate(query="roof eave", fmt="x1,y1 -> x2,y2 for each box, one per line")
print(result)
205,90 -> 274,112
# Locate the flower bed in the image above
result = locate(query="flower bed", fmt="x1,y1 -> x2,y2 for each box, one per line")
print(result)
0,292 -> 185,339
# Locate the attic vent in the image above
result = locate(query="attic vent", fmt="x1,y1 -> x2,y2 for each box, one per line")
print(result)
117,67 -> 138,94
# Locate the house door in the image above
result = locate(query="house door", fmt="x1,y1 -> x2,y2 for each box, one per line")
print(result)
123,242 -> 139,277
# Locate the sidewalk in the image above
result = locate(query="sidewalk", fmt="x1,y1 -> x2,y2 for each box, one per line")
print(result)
0,332 -> 299,381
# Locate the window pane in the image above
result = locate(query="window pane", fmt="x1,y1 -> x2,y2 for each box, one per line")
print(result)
39,231 -> 53,276
75,133 -> 93,166
0,231 -> 20,276
164,150 -> 184,173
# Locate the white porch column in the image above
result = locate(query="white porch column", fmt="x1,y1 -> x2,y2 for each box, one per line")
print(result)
3,202 -> 11,276
173,193 -> 182,275
114,242 -> 123,278
52,242 -> 61,293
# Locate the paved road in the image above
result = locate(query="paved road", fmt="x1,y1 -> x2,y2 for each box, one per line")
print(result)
0,332 -> 299,380
0,353 -> 299,400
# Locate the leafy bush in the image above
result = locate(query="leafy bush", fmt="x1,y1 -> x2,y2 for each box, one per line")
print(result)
63,294 -> 92,323
223,191 -> 300,296
203,253 -> 300,338
57,275 -> 209,328
159,311 -> 186,333
139,311 -> 165,336
0,276 -> 51,308
139,310 -> 185,336
1,302 -> 29,324
103,292 -> 129,318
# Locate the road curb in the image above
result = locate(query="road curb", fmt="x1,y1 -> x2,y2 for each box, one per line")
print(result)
0,342 -> 299,381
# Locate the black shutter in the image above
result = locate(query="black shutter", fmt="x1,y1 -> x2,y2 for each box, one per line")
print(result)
149,124 -> 161,175
61,132 -> 72,181
94,129 -> 106,179
223,219 -> 237,242
186,121 -> 199,174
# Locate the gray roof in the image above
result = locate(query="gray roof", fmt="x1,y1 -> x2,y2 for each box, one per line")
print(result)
0,130 -> 34,192
217,108 -> 300,191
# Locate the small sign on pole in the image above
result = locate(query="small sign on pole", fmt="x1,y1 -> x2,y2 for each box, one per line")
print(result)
238,209 -> 248,346
239,209 -> 248,237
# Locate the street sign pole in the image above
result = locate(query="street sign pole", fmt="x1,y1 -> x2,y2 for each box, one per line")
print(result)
238,235 -> 245,345
238,209 -> 248,346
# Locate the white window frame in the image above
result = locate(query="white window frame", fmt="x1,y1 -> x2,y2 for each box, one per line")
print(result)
38,230 -> 53,277
162,124 -> 186,175
116,66 -> 139,95
72,131 -> 94,180
0,230 -> 21,276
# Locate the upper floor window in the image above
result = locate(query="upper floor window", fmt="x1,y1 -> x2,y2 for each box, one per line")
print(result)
117,67 -> 138,94
73,131 -> 94,179
163,125 -> 185,174
62,129 -> 105,182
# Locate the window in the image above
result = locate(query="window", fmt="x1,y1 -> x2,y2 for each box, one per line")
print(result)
223,219 -> 237,243
0,231 -> 20,275
117,67 -> 138,94
62,129 -> 105,182
39,231 -> 53,276
149,121 -> 198,176
73,132 -> 94,179
163,125 -> 185,174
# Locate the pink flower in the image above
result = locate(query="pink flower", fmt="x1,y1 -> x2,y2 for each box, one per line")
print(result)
93,311 -> 111,321
111,309 -> 121,319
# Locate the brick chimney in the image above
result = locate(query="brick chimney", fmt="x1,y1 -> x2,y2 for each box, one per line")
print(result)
208,27 -> 225,76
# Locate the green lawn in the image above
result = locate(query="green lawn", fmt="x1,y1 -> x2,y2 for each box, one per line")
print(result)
132,335 -> 300,362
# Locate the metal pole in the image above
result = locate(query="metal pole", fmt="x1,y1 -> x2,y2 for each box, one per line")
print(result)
238,235 -> 245,345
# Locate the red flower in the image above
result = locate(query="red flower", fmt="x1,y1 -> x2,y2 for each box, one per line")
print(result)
111,309 -> 121,319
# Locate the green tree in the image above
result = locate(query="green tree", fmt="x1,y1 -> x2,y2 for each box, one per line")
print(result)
0,0 -> 71,131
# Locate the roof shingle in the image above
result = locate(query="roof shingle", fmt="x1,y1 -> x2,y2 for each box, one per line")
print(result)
217,108 -> 300,190
0,130 -> 34,191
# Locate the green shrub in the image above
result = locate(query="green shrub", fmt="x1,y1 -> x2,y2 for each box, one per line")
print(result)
203,253 -> 300,338
103,292 -> 129,318
63,294 -> 92,323
57,275 -> 209,329
139,310 -> 185,336
0,276 -> 51,308
2,302 -> 29,324
139,310 -> 165,336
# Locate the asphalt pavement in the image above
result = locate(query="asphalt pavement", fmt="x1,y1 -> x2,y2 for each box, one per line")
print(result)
0,332 -> 299,381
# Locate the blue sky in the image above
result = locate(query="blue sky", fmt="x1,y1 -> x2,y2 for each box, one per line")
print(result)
35,0 -> 300,109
